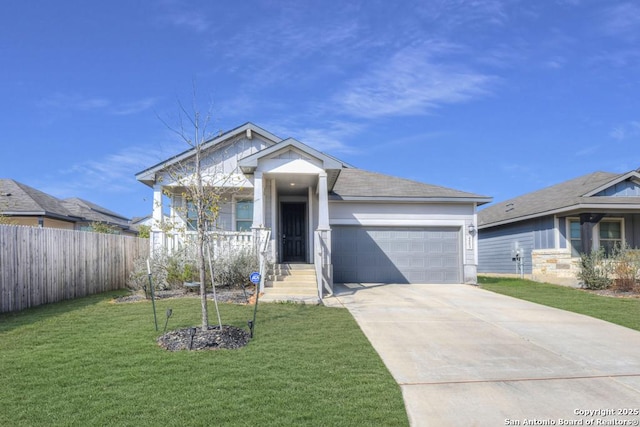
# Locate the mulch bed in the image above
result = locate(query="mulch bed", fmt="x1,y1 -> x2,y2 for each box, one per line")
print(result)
157,325 -> 251,351
584,288 -> 640,298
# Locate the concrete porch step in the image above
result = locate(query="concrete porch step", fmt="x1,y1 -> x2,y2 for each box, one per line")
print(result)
262,263 -> 319,304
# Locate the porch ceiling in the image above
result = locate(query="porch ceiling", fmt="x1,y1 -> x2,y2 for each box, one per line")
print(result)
270,173 -> 317,196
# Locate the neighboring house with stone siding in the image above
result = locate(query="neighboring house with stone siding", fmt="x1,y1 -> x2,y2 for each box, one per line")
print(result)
477,168 -> 640,285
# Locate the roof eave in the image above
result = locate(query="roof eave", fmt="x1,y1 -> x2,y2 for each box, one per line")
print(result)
2,211 -> 80,222
330,196 -> 492,204
479,201 -> 640,229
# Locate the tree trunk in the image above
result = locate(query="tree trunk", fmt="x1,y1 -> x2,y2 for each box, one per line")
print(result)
198,234 -> 208,331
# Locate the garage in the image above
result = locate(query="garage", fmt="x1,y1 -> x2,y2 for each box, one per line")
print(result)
331,226 -> 462,284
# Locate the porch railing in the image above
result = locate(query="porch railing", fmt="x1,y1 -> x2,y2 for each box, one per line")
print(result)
163,230 -> 254,257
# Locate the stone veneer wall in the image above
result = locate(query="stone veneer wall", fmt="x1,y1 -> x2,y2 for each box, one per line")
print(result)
532,249 -> 581,287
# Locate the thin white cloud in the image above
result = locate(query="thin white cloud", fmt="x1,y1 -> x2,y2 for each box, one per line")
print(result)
38,93 -> 157,116
52,142 -> 184,198
601,3 -> 640,40
291,121 -> 364,154
156,0 -> 210,33
111,98 -> 159,116
610,121 -> 640,140
160,10 -> 209,33
575,145 -> 600,156
38,93 -> 110,111
334,43 -> 495,118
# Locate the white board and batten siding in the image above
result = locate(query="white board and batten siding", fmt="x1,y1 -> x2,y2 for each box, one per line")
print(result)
329,201 -> 477,284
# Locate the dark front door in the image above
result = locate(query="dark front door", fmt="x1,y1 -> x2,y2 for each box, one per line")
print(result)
282,203 -> 306,262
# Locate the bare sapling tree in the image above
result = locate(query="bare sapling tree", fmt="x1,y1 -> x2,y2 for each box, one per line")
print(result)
159,94 -> 245,331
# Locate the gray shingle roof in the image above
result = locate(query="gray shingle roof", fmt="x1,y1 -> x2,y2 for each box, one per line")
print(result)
0,179 -> 132,230
478,170 -> 640,228
330,168 -> 491,202
62,198 -> 131,228
0,179 -> 75,219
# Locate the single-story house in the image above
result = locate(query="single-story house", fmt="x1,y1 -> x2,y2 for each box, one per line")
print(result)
136,122 -> 491,297
477,168 -> 640,285
0,178 -> 136,235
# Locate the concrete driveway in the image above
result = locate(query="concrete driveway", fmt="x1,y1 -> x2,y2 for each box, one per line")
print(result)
326,283 -> 640,426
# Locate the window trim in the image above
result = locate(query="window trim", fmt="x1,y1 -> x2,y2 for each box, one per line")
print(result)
233,197 -> 254,232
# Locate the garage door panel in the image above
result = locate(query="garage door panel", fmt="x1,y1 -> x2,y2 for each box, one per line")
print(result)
332,226 -> 461,284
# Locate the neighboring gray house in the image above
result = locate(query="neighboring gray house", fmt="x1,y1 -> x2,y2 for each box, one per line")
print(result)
136,122 -> 491,297
478,169 -> 640,285
0,179 -> 135,235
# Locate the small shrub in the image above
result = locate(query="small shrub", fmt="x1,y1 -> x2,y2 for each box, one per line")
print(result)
127,249 -> 203,293
611,246 -> 640,292
577,248 -> 612,290
213,247 -> 260,288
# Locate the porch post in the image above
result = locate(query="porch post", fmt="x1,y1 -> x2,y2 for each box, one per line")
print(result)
251,171 -> 264,229
580,213 -> 605,254
151,182 -> 164,253
315,172 -> 333,298
152,183 -> 163,227
317,172 -> 330,230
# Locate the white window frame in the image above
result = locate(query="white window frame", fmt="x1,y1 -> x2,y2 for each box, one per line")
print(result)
233,196 -> 254,232
598,218 -> 625,255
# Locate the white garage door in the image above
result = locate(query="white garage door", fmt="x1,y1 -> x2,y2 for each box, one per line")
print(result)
332,226 -> 461,284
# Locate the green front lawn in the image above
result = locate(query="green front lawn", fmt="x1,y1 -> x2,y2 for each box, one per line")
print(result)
0,292 -> 408,426
479,276 -> 640,331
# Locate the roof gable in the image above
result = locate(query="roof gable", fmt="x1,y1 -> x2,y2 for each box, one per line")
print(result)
136,122 -> 282,186
478,169 -> 640,228
238,137 -> 348,173
587,171 -> 640,197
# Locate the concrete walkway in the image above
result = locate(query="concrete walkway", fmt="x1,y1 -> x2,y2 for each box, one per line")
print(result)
325,283 -> 640,426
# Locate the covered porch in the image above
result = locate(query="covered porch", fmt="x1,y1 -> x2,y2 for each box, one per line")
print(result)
240,139 -> 345,298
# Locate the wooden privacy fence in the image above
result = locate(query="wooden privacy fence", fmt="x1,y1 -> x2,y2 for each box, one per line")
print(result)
0,225 -> 149,313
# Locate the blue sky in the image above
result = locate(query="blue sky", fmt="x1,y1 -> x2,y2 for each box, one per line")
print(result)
1,0 -> 639,219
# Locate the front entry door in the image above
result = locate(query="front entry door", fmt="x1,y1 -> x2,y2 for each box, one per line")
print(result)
282,203 -> 306,262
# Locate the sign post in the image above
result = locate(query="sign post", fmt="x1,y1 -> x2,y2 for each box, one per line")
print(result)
249,271 -> 261,338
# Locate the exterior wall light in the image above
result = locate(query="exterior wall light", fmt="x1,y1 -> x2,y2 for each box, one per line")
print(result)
468,224 -> 476,234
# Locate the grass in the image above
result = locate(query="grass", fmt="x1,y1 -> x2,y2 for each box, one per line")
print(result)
479,276 -> 640,331
0,292 -> 408,426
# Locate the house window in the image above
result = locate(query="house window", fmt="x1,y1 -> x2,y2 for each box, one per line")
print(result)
185,201 -> 200,231
599,221 -> 622,256
568,218 -> 623,257
236,200 -> 253,231
569,219 -> 582,257
185,201 -> 216,231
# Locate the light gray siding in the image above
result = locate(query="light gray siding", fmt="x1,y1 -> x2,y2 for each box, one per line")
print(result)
595,181 -> 640,197
478,216 -> 554,274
